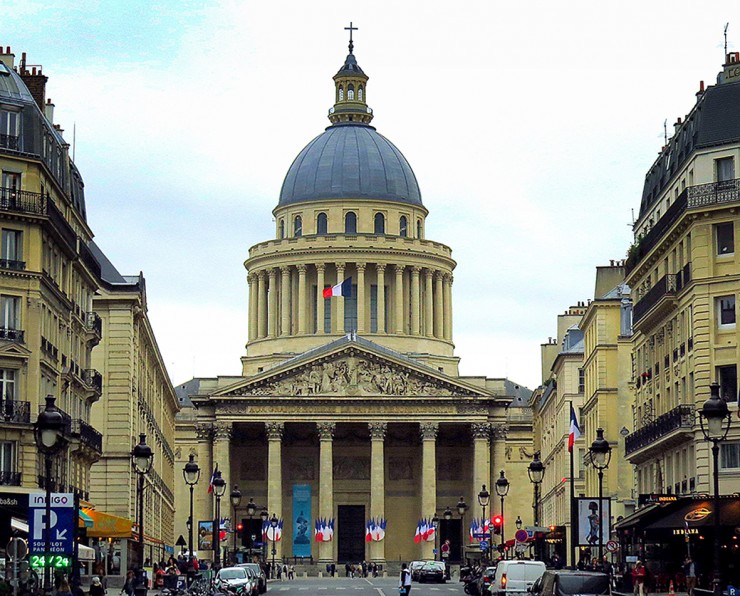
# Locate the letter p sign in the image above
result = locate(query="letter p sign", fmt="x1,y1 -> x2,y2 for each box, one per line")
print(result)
33,509 -> 58,540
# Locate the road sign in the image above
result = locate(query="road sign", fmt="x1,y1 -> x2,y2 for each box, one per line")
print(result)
726,585 -> 735,596
515,529 -> 529,542
479,540 -> 489,551
7,537 -> 27,561
473,532 -> 488,539
28,493 -> 75,556
606,540 -> 618,553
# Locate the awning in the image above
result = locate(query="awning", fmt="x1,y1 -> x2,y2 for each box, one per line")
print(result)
81,508 -> 133,538
78,544 -> 95,562
644,498 -> 740,531
614,504 -> 661,530
79,509 -> 94,528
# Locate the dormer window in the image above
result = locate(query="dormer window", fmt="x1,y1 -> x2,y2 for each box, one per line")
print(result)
294,215 -> 302,237
348,84 -> 355,100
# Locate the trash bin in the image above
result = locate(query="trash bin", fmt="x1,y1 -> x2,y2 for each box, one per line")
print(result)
134,586 -> 147,596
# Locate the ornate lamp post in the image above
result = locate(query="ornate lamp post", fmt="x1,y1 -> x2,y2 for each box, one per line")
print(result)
495,471 -> 510,555
211,471 -> 226,571
478,485 -> 491,562
245,498 -> 257,554
260,506 -> 268,562
131,434 -> 154,591
431,513 -> 440,560
182,454 -> 200,583
34,396 -> 66,595
457,496 -> 468,563
589,428 -> 612,562
528,451 -> 545,560
699,382 -> 731,596
270,514 -> 279,578
230,485 -> 242,564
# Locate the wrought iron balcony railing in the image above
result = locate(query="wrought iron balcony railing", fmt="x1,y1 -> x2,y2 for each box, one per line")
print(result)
85,312 -> 102,337
0,258 -> 25,270
0,471 -> 22,486
0,188 -> 45,214
0,399 -> 31,424
0,134 -> 19,150
72,419 -> 103,453
0,327 -> 25,343
633,274 -> 677,325
83,369 -> 103,394
625,404 -> 694,455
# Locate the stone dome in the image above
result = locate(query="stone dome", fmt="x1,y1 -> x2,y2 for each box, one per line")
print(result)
278,123 -> 423,207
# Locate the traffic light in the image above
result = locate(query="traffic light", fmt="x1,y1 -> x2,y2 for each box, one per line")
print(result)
492,515 -> 503,535
236,522 -> 244,537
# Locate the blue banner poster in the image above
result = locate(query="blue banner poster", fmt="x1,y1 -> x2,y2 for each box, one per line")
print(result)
292,484 -> 312,557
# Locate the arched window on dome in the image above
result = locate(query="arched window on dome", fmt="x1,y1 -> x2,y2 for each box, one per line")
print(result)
358,86 -> 363,101
317,212 -> 328,235
338,86 -> 344,101
345,212 -> 357,234
399,216 -> 408,237
417,219 -> 423,239
374,213 -> 385,235
279,219 -> 285,239
348,84 -> 355,100
294,215 -> 302,237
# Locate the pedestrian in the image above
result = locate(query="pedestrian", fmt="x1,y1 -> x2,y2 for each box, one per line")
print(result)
89,577 -> 105,596
289,565 -> 295,580
632,561 -> 647,596
55,580 -> 73,596
399,562 -> 412,595
345,562 -> 351,577
121,570 -> 135,596
684,557 -> 697,596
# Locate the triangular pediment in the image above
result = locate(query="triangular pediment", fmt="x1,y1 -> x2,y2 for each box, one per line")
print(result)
215,337 -> 490,399
0,340 -> 32,359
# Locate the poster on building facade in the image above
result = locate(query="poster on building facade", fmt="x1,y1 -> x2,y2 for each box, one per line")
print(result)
576,497 -> 611,547
198,521 -> 213,550
292,484 -> 312,557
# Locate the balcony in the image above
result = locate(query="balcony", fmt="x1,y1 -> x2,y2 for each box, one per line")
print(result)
0,187 -> 45,215
625,404 -> 694,461
0,258 -> 25,271
0,471 -> 22,486
85,312 -> 102,343
0,134 -> 19,150
0,399 -> 31,424
83,369 -> 103,395
72,419 -> 103,453
0,327 -> 24,343
633,274 -> 678,328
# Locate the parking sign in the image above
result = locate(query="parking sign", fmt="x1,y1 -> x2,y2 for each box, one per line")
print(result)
28,493 -> 75,556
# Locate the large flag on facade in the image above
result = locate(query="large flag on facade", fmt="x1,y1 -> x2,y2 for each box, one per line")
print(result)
323,277 -> 352,298
207,464 -> 218,494
568,404 -> 581,452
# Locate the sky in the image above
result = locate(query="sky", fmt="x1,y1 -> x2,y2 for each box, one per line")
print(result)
6,0 -> 738,389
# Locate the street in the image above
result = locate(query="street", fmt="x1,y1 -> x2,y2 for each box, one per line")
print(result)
266,577 -> 466,594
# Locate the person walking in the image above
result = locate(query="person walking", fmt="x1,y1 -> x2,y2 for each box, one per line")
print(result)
632,561 -> 647,596
89,576 -> 105,596
399,562 -> 412,595
684,557 -> 697,596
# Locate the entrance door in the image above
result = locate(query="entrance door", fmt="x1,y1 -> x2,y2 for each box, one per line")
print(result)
337,505 -> 366,563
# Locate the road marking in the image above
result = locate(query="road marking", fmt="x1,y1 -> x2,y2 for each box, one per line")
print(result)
375,589 -> 385,595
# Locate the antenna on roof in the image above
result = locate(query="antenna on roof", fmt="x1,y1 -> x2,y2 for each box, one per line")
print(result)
663,119 -> 668,145
629,208 -> 635,227
725,23 -> 729,58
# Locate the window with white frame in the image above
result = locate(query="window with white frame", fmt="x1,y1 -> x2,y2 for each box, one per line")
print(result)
0,368 -> 16,400
1,229 -> 21,264
0,441 -> 15,473
0,110 -> 19,149
720,442 -> 740,469
0,295 -> 20,330
717,295 -> 736,327
716,157 -> 735,182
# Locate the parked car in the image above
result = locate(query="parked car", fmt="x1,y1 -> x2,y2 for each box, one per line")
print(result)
531,570 -> 610,596
489,560 -> 545,596
237,563 -> 267,593
216,566 -> 255,594
418,561 -> 446,583
477,566 -> 498,595
410,561 -> 428,581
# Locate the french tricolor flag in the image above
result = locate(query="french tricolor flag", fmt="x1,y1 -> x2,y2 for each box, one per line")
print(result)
568,404 -> 581,452
323,277 -> 352,298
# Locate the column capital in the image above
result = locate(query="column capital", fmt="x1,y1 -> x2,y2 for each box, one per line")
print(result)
394,264 -> 405,274
247,272 -> 257,284
419,422 -> 439,441
411,265 -> 422,275
368,422 -> 388,440
268,268 -> 278,278
257,270 -> 266,280
280,265 -> 290,275
443,272 -> 452,283
470,422 -> 491,442
213,422 -> 233,442
317,421 -> 336,440
491,424 -> 507,440
434,270 -> 444,281
356,262 -> 366,272
376,263 -> 387,273
195,423 -> 213,441
297,264 -> 307,274
316,263 -> 326,272
265,421 -> 285,441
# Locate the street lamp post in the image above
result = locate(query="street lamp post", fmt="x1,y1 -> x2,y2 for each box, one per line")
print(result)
260,507 -> 268,562
34,396 -> 66,595
457,497 -> 468,564
515,516 -> 523,557
478,485 -> 490,562
699,382 -> 731,596
230,485 -> 242,564
431,513 -> 440,560
589,428 -> 612,563
131,434 -> 154,592
528,451 -> 545,561
245,498 -> 257,555
212,471 -> 227,571
182,454 -> 200,584
270,514 -> 279,578
495,471 -> 510,556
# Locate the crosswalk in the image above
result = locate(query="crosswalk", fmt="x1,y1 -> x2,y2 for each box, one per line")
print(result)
276,587 -> 460,591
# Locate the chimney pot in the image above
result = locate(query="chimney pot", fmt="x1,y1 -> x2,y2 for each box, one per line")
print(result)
700,80 -> 705,92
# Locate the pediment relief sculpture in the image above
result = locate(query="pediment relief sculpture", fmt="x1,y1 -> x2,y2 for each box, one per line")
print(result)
224,354 -> 473,397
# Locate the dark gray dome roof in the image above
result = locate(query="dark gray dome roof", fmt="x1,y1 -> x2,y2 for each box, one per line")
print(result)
278,123 -> 423,207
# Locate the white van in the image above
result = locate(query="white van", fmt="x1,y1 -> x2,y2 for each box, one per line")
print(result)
490,560 -> 546,596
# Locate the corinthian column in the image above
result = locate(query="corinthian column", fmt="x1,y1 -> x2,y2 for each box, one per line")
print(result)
394,265 -> 404,334
195,423 -> 213,552
257,271 -> 267,338
297,264 -> 307,335
317,422 -> 336,563
356,263 -> 366,334
248,274 -> 257,341
369,422 -> 387,563
434,271 -> 444,338
266,422 -> 284,561
280,266 -> 291,336
213,422 -> 233,486
411,266 -> 421,335
268,268 -> 278,338
316,264 -> 325,334
335,263 -> 345,334
424,269 -> 434,338
443,274 -> 453,341
471,423 -> 491,520
420,422 -> 438,560
376,264 -> 386,333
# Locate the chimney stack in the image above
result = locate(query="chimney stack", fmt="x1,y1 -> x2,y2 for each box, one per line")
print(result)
44,98 -> 55,124
18,52 -> 48,112
0,45 -> 15,69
